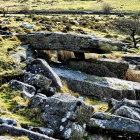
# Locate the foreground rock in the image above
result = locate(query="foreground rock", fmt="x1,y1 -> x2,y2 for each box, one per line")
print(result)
0,118 -> 17,126
123,55 -> 140,65
87,112 -> 140,135
29,93 -> 93,139
10,45 -> 35,65
68,59 -> 129,79
108,98 -> 140,121
17,32 -> 125,53
53,67 -> 140,100
29,127 -> 54,137
23,72 -> 52,91
0,136 -> 14,140
26,59 -> 63,88
10,80 -> 36,99
0,124 -> 56,140
87,134 -> 112,140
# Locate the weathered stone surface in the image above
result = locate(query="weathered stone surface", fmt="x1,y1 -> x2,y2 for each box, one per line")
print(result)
26,59 -> 63,88
87,112 -> 140,135
0,136 -> 14,140
68,59 -> 129,79
17,32 -> 125,53
0,118 -> 17,126
10,45 -> 35,64
9,80 -> 36,99
0,124 -> 56,140
123,55 -> 140,64
108,98 -> 140,121
87,134 -> 112,140
53,67 -> 140,100
29,93 -> 93,139
23,72 -> 52,91
29,127 -> 54,137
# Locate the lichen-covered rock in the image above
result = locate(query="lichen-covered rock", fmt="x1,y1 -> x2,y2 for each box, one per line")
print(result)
53,67 -> 140,100
9,80 -> 36,99
87,112 -> 140,135
29,93 -> 93,139
108,98 -> 140,121
0,136 -> 15,140
87,134 -> 112,140
123,55 -> 140,64
0,118 -> 17,126
0,124 -> 56,140
68,59 -> 129,79
17,32 -> 125,53
29,127 -> 54,137
10,44 -> 35,64
23,72 -> 52,91
26,58 -> 63,88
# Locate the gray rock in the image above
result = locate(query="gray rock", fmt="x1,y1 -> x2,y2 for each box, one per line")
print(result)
23,72 -> 52,91
53,67 -> 140,100
108,98 -> 140,121
17,32 -> 125,53
68,59 -> 129,79
123,55 -> 140,64
10,44 -> 35,64
0,124 -> 56,140
29,93 -> 93,139
26,58 -> 63,88
0,118 -> 17,126
88,112 -> 140,135
0,136 -> 15,140
29,127 -> 54,137
9,80 -> 36,100
87,134 -> 111,140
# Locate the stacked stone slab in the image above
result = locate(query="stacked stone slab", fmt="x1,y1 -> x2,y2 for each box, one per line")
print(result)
53,67 -> 140,100
17,32 -> 125,53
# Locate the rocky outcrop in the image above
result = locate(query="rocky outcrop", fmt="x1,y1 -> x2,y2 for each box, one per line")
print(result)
123,55 -> 140,64
29,93 -> 93,139
87,134 -> 112,140
9,80 -> 36,99
0,118 -> 17,126
53,67 -> 140,100
0,124 -> 56,140
68,59 -> 129,79
29,127 -> 54,137
108,98 -> 140,121
10,45 -> 35,65
87,112 -> 140,135
26,59 -> 63,88
17,32 -> 125,53
0,136 -> 14,140
23,72 -> 52,91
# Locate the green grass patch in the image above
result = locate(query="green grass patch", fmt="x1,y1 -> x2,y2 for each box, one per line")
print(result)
0,84 -> 45,127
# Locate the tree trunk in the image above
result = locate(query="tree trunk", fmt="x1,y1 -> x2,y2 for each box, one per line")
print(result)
131,34 -> 137,48
2,8 -> 6,17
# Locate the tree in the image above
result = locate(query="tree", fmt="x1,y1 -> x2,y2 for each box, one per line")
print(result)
116,16 -> 140,48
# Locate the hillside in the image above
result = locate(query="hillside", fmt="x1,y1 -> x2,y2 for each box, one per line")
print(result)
1,0 -> 140,12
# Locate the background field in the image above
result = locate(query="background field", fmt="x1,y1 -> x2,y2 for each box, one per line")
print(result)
1,0 -> 140,12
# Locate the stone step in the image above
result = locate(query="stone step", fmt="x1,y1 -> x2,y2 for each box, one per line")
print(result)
53,67 -> 140,100
68,59 -> 129,79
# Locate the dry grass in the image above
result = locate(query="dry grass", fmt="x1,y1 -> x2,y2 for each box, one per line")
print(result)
1,0 -> 140,11
126,69 -> 140,83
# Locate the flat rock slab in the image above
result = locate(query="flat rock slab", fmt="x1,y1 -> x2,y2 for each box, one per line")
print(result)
17,32 -> 125,53
53,67 -> 140,100
88,112 -> 140,135
68,59 -> 129,79
123,55 -> 140,63
29,93 -> 93,139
